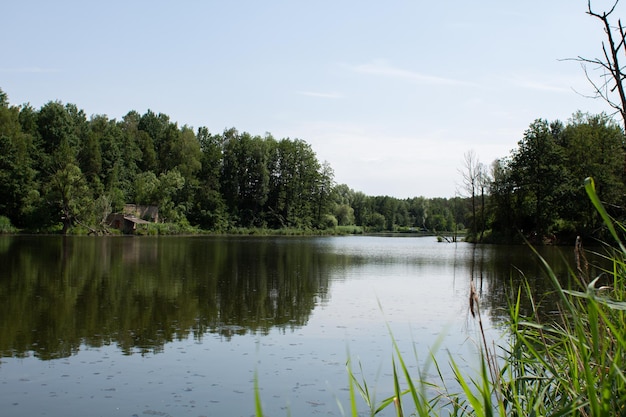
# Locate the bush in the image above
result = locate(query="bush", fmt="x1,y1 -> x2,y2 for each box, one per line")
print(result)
0,216 -> 16,234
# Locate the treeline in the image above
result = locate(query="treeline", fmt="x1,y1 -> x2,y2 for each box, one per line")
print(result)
475,112 -> 626,243
0,89 -> 467,234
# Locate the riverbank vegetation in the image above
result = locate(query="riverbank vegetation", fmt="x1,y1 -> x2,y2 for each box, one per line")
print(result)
1,87 -> 623,242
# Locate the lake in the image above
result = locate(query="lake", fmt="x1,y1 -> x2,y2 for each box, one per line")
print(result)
0,235 -> 580,416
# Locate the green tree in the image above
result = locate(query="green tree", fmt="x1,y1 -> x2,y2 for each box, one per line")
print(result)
221,130 -> 269,227
509,119 -> 565,238
489,157 -> 518,240
157,169 -> 186,223
134,171 -> 160,205
351,191 -> 372,227
315,161 -> 336,228
189,127 -> 228,230
0,94 -> 38,226
559,112 -> 626,237
407,196 -> 428,230
79,115 -> 104,194
37,101 -> 78,170
266,137 -> 323,228
44,162 -> 93,234
334,204 -> 355,226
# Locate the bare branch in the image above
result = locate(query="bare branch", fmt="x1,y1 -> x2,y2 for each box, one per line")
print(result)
575,0 -> 626,133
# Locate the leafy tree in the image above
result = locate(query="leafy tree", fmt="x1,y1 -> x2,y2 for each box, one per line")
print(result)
315,161 -> 336,228
44,162 -> 93,234
134,171 -> 160,205
367,212 -> 386,231
508,119 -> 566,237
351,191 -> 372,226
79,115 -> 104,194
334,204 -> 355,226
37,101 -> 78,170
157,169 -> 186,223
426,198 -> 456,232
407,197 -> 428,230
489,157 -> 518,240
190,127 -> 228,230
489,113 -> 626,242
0,95 -> 38,226
221,130 -> 269,227
266,137 -> 325,228
559,112 -> 626,236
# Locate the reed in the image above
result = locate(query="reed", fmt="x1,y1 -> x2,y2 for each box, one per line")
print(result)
256,176 -> 626,416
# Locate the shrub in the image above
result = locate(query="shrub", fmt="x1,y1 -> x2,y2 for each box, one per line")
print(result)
0,216 -> 16,234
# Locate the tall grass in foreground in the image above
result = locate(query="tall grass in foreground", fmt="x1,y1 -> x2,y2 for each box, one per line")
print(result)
256,177 -> 626,416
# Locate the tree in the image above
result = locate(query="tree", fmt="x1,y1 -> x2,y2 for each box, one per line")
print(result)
334,204 -> 355,226
489,157 -> 517,239
0,95 -> 38,225
315,161 -> 336,228
37,101 -> 78,169
460,150 -> 481,238
157,169 -> 186,222
477,161 -> 490,241
44,162 -> 93,234
190,127 -> 228,230
351,191 -> 372,227
574,0 -> 626,133
221,130 -> 270,227
559,112 -> 626,236
509,119 -> 565,238
79,115 -> 104,194
407,196 -> 428,230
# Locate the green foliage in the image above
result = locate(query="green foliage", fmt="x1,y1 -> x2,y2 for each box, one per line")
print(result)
44,163 -> 93,233
490,112 -> 626,242
334,203 -> 355,226
0,216 -> 16,233
0,88 -> 476,234
320,213 -> 338,229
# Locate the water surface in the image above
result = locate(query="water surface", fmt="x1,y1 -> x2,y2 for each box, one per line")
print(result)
0,235 -> 575,416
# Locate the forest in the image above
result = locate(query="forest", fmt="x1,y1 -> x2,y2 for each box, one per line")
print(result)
0,87 -> 623,242
0,88 -> 465,235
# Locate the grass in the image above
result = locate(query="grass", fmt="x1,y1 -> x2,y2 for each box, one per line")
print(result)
254,176 -> 626,416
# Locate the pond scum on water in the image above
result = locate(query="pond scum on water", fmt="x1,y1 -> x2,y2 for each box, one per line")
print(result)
256,177 -> 626,417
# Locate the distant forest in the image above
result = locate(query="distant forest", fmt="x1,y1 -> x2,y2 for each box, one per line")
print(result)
0,88 -> 623,242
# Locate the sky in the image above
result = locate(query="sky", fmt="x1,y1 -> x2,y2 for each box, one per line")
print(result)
2,0 -> 625,198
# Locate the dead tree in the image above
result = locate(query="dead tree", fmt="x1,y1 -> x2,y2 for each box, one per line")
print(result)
460,150 -> 481,240
574,0 -> 626,133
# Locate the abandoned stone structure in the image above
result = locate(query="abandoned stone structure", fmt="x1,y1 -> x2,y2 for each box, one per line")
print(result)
107,204 -> 159,234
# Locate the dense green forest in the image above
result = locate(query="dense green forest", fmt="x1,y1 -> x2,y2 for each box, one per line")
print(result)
0,87 -> 623,241
487,112 -> 626,243
0,88 -> 466,235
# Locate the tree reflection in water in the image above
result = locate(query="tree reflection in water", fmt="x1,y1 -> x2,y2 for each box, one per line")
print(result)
0,236 -> 334,359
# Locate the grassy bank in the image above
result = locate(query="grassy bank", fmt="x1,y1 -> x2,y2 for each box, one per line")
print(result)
256,177 -> 626,416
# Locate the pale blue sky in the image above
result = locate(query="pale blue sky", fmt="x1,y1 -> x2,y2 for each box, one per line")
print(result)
2,1 -> 622,197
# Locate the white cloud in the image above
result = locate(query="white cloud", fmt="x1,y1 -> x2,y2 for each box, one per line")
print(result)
350,59 -> 474,86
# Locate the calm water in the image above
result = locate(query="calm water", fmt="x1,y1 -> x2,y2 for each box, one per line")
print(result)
0,235 -> 577,416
